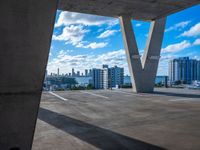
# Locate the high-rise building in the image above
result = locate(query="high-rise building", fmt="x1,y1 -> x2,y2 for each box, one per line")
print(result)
109,66 -> 124,88
77,71 -> 80,77
89,69 -> 92,76
103,67 -> 109,89
57,68 -> 59,76
91,69 -> 103,89
197,61 -> 200,81
169,57 -> 200,84
85,69 -> 88,76
91,65 -> 124,89
72,68 -> 75,76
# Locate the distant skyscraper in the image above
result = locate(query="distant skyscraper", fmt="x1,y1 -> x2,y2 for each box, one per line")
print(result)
77,71 -> 80,77
72,68 -> 75,76
85,69 -> 88,76
89,69 -> 92,76
169,57 -> 200,84
57,68 -> 59,76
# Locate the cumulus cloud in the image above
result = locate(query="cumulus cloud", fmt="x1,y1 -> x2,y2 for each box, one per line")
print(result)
162,40 -> 191,53
193,38 -> 200,45
52,25 -> 108,49
55,11 -> 118,27
165,20 -> 191,32
52,25 -> 89,46
77,42 -> 108,49
47,49 -> 128,74
180,22 -> 200,37
97,30 -> 118,38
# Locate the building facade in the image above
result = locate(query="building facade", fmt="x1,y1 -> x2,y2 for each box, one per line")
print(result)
91,68 -> 103,89
91,65 -> 124,89
169,57 -> 200,84
110,66 -> 124,88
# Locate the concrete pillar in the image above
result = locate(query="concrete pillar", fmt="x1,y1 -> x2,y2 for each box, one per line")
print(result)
120,16 -> 166,93
0,1 -> 58,150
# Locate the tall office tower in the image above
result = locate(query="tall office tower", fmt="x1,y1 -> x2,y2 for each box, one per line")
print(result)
169,57 -> 199,84
72,68 -> 75,77
85,69 -> 88,76
89,69 -> 92,76
197,61 -> 200,81
109,66 -> 124,88
57,68 -> 59,76
77,71 -> 80,77
91,69 -> 103,89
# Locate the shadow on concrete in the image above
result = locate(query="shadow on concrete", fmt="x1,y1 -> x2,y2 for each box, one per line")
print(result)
153,91 -> 200,98
38,107 -> 166,150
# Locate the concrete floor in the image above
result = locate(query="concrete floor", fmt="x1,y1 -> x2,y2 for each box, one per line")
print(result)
32,88 -> 200,150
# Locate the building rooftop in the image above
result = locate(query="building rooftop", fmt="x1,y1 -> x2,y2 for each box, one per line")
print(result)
33,88 -> 200,150
58,0 -> 200,21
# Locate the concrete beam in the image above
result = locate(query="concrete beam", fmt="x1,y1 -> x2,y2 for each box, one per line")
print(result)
120,16 -> 166,93
58,0 -> 200,21
0,0 -> 58,149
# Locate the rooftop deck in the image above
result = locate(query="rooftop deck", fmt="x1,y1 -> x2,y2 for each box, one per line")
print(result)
33,88 -> 200,150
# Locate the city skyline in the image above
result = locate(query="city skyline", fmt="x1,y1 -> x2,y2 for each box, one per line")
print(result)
47,65 -> 123,77
47,5 -> 200,76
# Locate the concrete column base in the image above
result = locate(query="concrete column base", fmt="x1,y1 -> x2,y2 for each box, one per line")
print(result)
0,0 -> 58,149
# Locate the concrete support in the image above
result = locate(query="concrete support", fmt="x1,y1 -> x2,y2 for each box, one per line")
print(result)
120,16 -> 166,93
0,1 -> 58,150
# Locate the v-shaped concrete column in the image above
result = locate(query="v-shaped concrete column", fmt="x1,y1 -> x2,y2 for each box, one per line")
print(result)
120,16 -> 166,93
0,0 -> 58,149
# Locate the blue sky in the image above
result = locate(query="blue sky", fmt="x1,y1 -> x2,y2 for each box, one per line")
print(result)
47,4 -> 200,76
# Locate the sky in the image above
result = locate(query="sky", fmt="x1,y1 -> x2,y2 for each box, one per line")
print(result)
47,4 -> 200,76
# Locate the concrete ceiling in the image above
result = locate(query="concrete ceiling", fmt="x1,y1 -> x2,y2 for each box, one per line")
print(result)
58,0 -> 200,21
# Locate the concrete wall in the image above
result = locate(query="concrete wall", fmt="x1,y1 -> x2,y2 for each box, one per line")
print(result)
0,0 -> 58,149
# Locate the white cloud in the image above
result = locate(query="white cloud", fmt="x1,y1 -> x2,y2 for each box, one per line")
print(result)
97,30 -> 118,38
52,25 -> 109,49
52,25 -> 89,46
157,54 -> 177,75
55,11 -> 118,27
135,23 -> 142,27
180,22 -> 200,37
165,20 -> 191,32
162,40 -> 191,53
193,38 -> 200,45
47,49 -> 128,74
77,42 -> 108,49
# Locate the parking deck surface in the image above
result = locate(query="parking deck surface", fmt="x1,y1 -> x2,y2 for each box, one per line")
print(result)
33,88 -> 200,150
